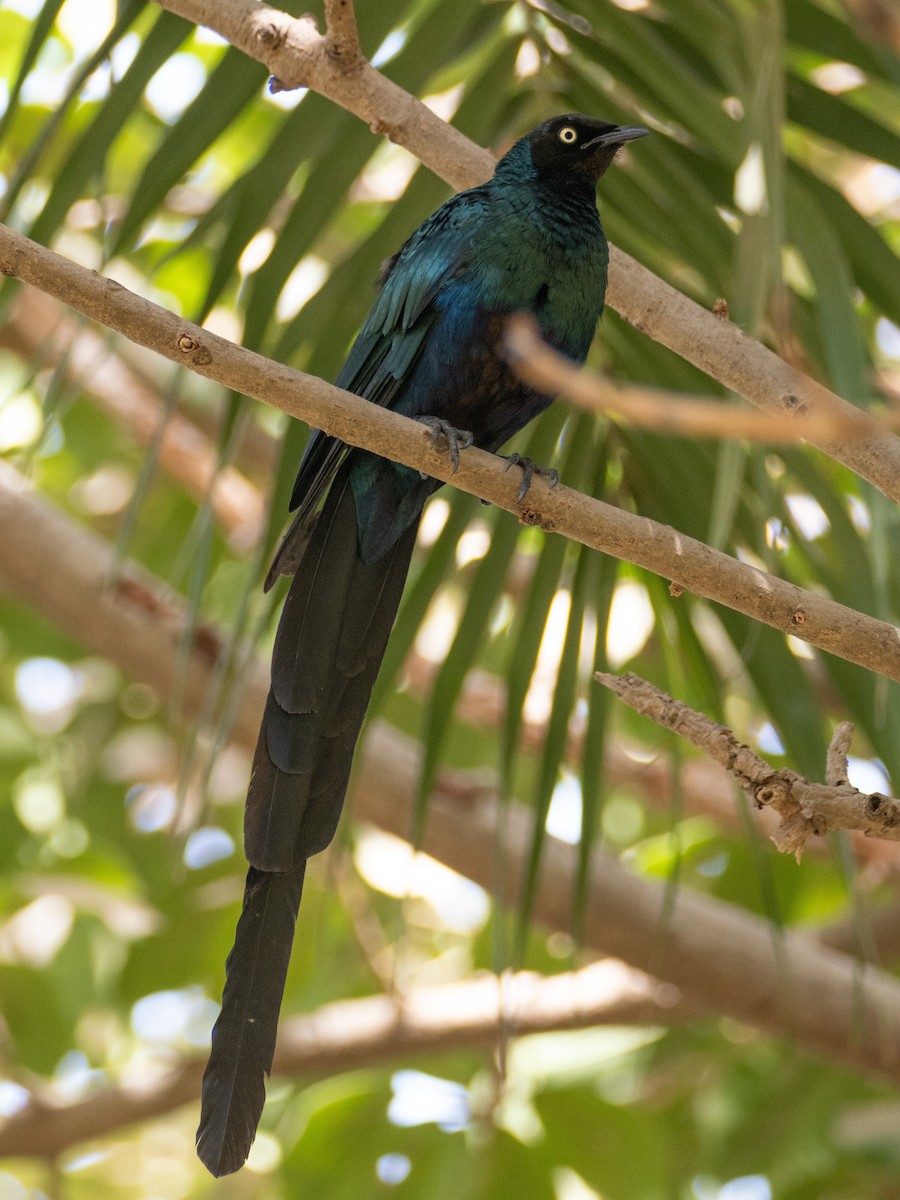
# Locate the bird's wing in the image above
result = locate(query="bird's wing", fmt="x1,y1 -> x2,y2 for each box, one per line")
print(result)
265,190 -> 487,587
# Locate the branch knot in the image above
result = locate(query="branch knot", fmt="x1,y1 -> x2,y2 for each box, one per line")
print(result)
754,775 -> 793,809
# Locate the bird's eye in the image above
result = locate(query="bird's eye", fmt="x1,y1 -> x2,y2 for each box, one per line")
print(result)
557,126 -> 578,145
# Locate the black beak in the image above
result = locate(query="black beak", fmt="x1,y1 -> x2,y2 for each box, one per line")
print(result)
582,125 -> 649,150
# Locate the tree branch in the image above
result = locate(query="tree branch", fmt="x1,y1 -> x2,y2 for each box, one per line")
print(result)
358,725 -> 900,1086
819,900 -> 900,961
150,0 -> 900,504
0,288 -> 264,549
320,0 -> 362,69
3,464 -> 900,1092
0,961 -> 688,1159
402,653 -> 900,875
505,314 -> 891,444
156,0 -> 490,191
0,457 -> 265,751
2,229 -> 899,684
841,0 -> 900,54
596,672 -> 900,856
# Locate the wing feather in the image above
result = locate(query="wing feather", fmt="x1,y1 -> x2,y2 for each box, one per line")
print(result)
266,189 -> 488,586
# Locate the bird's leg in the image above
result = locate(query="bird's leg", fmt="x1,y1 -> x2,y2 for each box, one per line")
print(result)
415,416 -> 474,474
500,453 -> 559,502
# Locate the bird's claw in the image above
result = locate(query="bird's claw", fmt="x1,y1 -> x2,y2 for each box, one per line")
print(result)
501,454 -> 559,502
416,416 -> 475,474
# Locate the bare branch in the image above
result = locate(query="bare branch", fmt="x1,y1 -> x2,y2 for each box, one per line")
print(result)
3,230 -> 899,683
841,0 -> 900,53
596,672 -> 900,856
0,460 -> 267,752
0,288 -> 264,549
402,653 -> 900,875
0,962 -> 687,1158
150,0 -> 900,503
505,314 -> 886,444
3,470 -> 900,1090
321,0 -> 362,69
826,721 -> 854,788
359,727 -> 900,1084
154,0 -> 490,191
819,900 -> 900,961
603,250 -> 900,500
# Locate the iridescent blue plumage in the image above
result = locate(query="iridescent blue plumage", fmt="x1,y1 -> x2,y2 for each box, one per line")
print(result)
197,113 -> 647,1178
276,117 -> 618,566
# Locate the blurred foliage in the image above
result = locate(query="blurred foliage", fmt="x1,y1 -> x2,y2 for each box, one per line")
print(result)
0,0 -> 899,1196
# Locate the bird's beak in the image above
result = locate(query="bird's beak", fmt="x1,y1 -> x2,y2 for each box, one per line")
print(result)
582,125 -> 649,150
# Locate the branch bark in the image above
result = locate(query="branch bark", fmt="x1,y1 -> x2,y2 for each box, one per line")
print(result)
3,464 -> 900,1095
2,229 -> 899,684
154,0 -> 493,191
596,672 -> 900,856
0,287 -> 264,549
841,0 -> 900,53
505,314 -> 891,443
402,653 -> 900,875
358,723 -> 900,1087
320,0 -> 362,68
0,457 -> 264,750
150,0 -> 900,504
0,962 -> 685,1159
820,900 -> 900,961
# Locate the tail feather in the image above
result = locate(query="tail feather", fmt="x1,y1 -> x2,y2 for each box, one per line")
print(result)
260,691 -> 316,775
271,471 -> 360,715
244,705 -> 312,872
200,455 -> 422,1175
246,467 -> 418,871
196,865 -> 305,1177
332,520 -> 417,678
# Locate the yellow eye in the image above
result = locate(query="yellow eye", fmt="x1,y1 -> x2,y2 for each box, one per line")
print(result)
558,126 -> 578,144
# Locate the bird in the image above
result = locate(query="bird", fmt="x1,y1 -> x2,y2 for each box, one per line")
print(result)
196,112 -> 647,1176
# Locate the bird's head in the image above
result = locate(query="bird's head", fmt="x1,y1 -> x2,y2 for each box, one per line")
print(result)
524,113 -> 648,183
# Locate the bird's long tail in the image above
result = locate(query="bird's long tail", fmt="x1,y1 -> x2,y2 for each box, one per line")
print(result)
196,459 -> 419,1176
196,864 -> 304,1176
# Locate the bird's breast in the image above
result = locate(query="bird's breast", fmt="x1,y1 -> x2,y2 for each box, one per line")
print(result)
467,213 -> 608,361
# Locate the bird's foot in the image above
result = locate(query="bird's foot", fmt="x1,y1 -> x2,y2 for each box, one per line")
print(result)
500,454 -> 559,502
416,416 -> 475,474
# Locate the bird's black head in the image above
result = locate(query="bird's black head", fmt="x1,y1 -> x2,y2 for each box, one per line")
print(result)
525,114 -> 648,183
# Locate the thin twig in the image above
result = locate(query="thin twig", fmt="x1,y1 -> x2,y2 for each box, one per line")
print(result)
505,314 -> 885,444
595,671 -> 900,856
156,0 -> 489,189
321,0 -> 362,69
825,721 -> 854,788
150,0 -> 900,504
401,652 -> 900,875
3,228 -> 899,683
